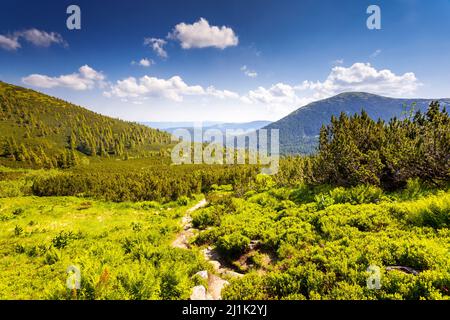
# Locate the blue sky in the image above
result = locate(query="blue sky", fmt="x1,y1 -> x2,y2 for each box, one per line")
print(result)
1,0 -> 450,122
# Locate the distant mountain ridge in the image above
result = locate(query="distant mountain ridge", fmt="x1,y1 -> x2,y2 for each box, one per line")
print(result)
142,121 -> 222,130
263,92 -> 450,154
144,120 -> 271,131
144,120 -> 272,142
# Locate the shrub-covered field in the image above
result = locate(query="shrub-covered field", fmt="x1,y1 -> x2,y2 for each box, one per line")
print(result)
192,178 -> 450,300
1,175 -> 448,300
0,195 -> 210,299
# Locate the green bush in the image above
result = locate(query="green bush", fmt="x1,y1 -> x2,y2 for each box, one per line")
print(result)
398,192 -> 450,229
14,225 -> 23,236
192,207 -> 221,229
216,233 -> 250,258
255,174 -> 275,192
328,185 -> 384,205
222,273 -> 268,300
176,196 -> 189,206
51,231 -> 77,249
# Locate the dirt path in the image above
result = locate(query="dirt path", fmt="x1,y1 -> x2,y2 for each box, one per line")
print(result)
171,198 -> 243,300
171,199 -> 207,249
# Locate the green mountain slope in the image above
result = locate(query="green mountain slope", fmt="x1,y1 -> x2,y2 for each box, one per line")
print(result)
0,81 -> 172,168
264,92 -> 450,154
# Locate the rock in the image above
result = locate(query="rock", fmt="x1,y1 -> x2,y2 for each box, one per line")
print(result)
207,274 -> 229,300
386,266 -> 419,275
249,240 -> 260,250
223,270 -> 244,278
190,285 -> 207,300
195,270 -> 209,279
209,260 -> 222,271
171,229 -> 194,249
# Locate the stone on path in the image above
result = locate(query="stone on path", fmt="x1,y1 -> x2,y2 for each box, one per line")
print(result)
190,285 -> 212,300
207,274 -> 229,301
173,199 -> 242,300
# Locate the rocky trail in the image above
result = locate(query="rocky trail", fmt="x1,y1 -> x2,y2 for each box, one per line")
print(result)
171,198 -> 243,300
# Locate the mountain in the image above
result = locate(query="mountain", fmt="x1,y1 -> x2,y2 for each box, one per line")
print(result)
203,121 -> 272,132
142,121 -> 222,130
147,120 -> 272,142
263,92 -> 450,154
0,81 -> 171,168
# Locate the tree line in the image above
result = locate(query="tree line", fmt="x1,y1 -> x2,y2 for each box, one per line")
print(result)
313,101 -> 449,189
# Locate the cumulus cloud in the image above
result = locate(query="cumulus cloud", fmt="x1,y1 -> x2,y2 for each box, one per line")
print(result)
206,86 -> 240,99
0,35 -> 20,50
242,83 -> 314,114
19,29 -> 67,47
168,18 -> 238,49
0,28 -> 66,51
241,65 -> 258,78
297,62 -> 420,97
131,58 -> 154,67
104,75 -> 239,102
332,59 -> 344,65
104,62 -> 418,116
245,83 -> 299,105
139,58 -> 153,67
370,49 -> 382,58
22,65 -> 105,91
241,63 -> 421,113
144,38 -> 168,58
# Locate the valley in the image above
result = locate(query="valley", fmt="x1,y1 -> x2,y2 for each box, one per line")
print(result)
0,81 -> 448,300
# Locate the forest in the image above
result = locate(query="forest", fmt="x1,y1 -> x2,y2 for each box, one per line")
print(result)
0,81 -> 172,169
0,81 -> 449,300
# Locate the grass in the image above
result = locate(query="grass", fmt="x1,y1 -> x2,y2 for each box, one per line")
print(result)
0,195 -> 210,299
0,166 -> 448,300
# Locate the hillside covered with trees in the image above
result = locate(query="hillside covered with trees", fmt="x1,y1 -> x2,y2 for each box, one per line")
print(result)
0,81 -> 172,169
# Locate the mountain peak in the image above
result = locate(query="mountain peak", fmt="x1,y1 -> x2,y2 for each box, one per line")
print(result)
333,92 -> 382,98
264,92 -> 450,155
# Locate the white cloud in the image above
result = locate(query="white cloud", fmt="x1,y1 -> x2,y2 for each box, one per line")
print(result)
206,86 -> 240,99
332,59 -> 344,65
241,62 -> 421,113
169,18 -> 238,49
245,83 -> 298,105
22,65 -> 105,91
131,58 -> 154,67
144,38 -> 168,58
78,65 -> 105,81
139,58 -> 153,67
102,62 -> 420,117
370,49 -> 382,58
105,76 -> 202,102
0,35 -> 20,50
0,29 -> 66,51
297,62 -> 420,97
241,65 -> 258,78
242,83 -> 313,114
19,29 -> 67,47
104,75 -> 239,102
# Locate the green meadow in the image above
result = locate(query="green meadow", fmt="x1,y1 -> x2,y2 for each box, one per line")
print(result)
0,193 -> 211,299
